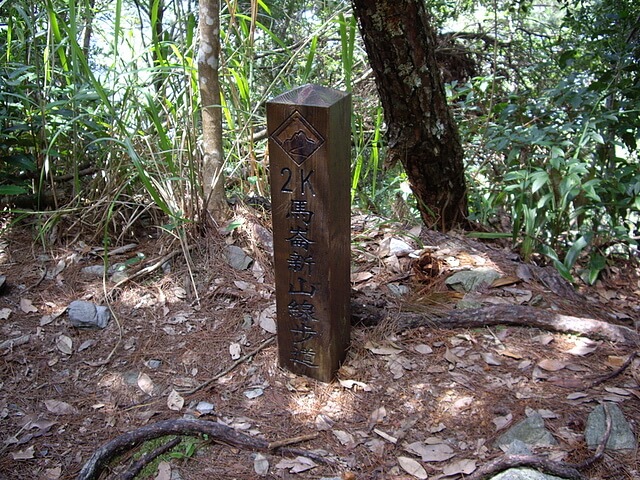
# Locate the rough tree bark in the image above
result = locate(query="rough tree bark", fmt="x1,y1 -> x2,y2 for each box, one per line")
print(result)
351,0 -> 468,230
197,0 -> 228,218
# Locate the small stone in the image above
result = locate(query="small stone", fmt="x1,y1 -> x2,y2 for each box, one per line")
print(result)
224,245 -> 253,270
110,271 -> 129,283
388,238 -> 413,256
585,403 -> 636,450
68,300 -> 110,329
81,265 -> 105,278
196,401 -> 215,415
495,412 -> 558,449
387,283 -> 409,296
446,268 -> 501,292
491,468 -> 565,479
145,359 -> 162,369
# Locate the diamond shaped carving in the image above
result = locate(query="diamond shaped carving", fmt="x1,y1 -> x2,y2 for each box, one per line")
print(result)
271,111 -> 324,165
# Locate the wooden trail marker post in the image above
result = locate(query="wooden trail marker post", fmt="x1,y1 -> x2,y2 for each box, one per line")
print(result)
267,84 -> 351,382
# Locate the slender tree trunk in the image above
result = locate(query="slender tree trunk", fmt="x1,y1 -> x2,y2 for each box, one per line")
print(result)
151,0 -> 166,95
81,0 -> 96,59
352,0 -> 468,230
197,0 -> 227,218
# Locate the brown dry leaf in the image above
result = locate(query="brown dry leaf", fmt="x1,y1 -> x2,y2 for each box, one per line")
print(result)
315,414 -> 335,431
443,458 -> 477,476
606,355 -> 628,367
405,441 -> 455,462
492,413 -> 513,431
414,344 -> 433,354
167,389 -> 184,411
605,386 -> 631,396
56,335 -> 73,355
366,438 -> 386,456
566,339 -> 599,356
388,357 -> 406,379
368,406 -> 387,430
137,373 -> 154,395
365,341 -> 403,356
491,276 -> 521,288
444,347 -> 459,365
333,430 -> 355,446
275,456 -> 317,473
498,349 -> 523,359
351,271 -> 373,283
482,352 -> 502,366
537,359 -> 566,371
43,466 -> 62,480
44,399 -> 78,415
20,298 -> 38,313
397,456 -> 428,479
11,445 -> 35,460
258,305 -> 277,334
154,461 -> 172,480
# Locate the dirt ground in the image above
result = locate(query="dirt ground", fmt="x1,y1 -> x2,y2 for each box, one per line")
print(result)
0,210 -> 638,480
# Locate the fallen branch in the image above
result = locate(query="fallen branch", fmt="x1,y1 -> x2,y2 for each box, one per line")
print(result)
393,304 -> 640,346
268,433 -> 319,450
77,418 -> 321,480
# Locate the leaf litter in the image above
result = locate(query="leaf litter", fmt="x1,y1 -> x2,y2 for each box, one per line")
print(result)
0,221 -> 638,479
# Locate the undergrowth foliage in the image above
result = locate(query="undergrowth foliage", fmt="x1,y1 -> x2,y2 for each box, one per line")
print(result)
0,0 -> 638,283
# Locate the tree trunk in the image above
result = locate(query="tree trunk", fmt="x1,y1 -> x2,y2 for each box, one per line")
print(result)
351,0 -> 468,230
197,0 -> 228,218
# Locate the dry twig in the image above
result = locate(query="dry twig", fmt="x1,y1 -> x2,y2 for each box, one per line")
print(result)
184,335 -> 276,396
585,352 -> 638,388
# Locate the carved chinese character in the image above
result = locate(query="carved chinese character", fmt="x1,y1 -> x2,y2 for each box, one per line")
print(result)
288,199 -> 314,224
288,277 -> 316,297
290,347 -> 318,368
286,226 -> 314,250
287,251 -> 315,274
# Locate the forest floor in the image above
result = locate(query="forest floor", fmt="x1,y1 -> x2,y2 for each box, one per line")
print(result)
0,207 -> 639,480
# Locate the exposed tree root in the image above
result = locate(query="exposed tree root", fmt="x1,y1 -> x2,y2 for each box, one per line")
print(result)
586,351 -> 638,388
464,454 -> 586,480
77,418 -> 323,480
391,304 -> 639,346
114,436 -> 181,480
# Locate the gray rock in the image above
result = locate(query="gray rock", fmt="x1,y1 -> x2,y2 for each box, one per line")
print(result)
68,300 -> 110,329
490,468 -> 565,480
495,412 -> 558,449
145,359 -> 162,369
224,245 -> 253,270
501,439 -> 533,456
585,403 -> 636,450
195,401 -> 215,415
446,268 -> 501,292
81,265 -> 106,278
